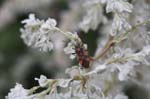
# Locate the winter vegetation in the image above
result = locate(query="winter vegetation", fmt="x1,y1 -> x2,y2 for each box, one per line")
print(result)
4,0 -> 150,99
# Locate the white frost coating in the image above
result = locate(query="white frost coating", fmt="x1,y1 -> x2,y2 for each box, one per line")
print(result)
111,13 -> 131,35
57,79 -> 72,88
133,45 -> 150,65
21,14 -> 41,26
116,62 -> 135,81
65,66 -> 81,78
141,45 -> 150,56
106,0 -> 133,13
64,41 -> 76,59
85,64 -> 106,76
40,18 -> 57,33
79,0 -> 107,32
106,0 -> 133,36
6,83 -> 33,99
21,14 -> 56,52
35,75 -> 49,87
6,0 -> 150,99
114,93 -> 128,99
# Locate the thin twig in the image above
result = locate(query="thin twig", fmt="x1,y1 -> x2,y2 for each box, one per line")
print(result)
93,20 -> 150,61
93,35 -> 114,61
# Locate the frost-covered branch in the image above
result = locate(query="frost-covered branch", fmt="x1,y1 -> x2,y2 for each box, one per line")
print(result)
5,0 -> 150,99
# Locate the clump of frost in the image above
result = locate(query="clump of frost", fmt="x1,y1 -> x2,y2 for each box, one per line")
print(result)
106,0 -> 133,36
6,83 -> 34,99
79,0 -> 107,32
21,14 -> 56,52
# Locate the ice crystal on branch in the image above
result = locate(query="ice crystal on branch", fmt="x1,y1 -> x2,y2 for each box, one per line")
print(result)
79,0 -> 107,32
106,0 -> 133,36
21,14 -> 56,52
64,41 -> 76,59
35,75 -> 49,87
21,14 -> 82,53
6,83 -> 34,99
106,0 -> 133,13
105,45 -> 150,81
112,13 -> 131,34
5,0 -> 150,99
114,93 -> 128,99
